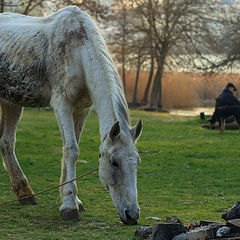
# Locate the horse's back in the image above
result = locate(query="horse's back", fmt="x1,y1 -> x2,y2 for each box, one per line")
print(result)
0,6 -> 89,108
0,6 -> 85,26
0,13 -> 51,107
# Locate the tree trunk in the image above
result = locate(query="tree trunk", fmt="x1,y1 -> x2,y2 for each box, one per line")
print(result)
23,0 -> 33,15
150,49 -> 166,110
150,69 -> 160,108
132,51 -> 142,104
142,52 -> 154,104
156,75 -> 162,111
1,0 -> 4,13
150,65 -> 164,110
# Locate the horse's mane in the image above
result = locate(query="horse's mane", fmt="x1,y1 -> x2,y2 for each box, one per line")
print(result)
80,9 -> 131,133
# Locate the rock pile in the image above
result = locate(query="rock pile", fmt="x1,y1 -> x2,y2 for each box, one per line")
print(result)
135,201 -> 240,240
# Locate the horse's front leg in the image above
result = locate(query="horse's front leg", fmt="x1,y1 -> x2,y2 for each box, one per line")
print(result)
51,97 -> 80,221
59,107 -> 91,214
72,107 -> 91,212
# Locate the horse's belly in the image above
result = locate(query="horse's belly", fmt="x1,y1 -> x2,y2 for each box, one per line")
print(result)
0,77 -> 50,108
0,56 -> 51,107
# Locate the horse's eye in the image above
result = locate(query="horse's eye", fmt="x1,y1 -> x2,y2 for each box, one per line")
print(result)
99,153 -> 101,158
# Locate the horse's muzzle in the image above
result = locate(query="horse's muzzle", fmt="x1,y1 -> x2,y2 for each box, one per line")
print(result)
118,207 -> 140,225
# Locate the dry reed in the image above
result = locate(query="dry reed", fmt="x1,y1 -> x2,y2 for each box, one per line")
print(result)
122,70 -> 240,109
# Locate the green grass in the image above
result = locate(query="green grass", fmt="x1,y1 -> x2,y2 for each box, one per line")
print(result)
0,108 -> 239,239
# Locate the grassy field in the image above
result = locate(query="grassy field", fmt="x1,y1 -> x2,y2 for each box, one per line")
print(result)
0,108 -> 240,239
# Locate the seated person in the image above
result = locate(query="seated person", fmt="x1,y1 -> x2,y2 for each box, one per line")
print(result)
209,83 -> 240,132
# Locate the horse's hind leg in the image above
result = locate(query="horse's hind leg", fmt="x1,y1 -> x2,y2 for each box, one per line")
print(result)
73,107 -> 90,211
0,102 -> 36,205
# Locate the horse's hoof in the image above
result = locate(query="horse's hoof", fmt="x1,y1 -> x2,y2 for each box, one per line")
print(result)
18,196 -> 37,205
60,209 -> 81,221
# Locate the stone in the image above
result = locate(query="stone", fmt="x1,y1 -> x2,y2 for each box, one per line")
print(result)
146,217 -> 161,221
211,237 -> 240,240
222,201 -> 240,221
198,220 -> 226,238
216,226 -> 231,238
149,223 -> 186,240
186,221 -> 198,231
78,160 -> 88,164
135,226 -> 153,239
166,216 -> 183,224
187,226 -> 215,239
172,233 -> 189,240
199,220 -> 225,226
183,202 -> 193,205
227,219 -> 240,233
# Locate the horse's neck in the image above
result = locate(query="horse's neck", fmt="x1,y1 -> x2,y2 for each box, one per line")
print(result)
80,49 -> 118,140
77,33 -> 129,140
91,81 -> 117,140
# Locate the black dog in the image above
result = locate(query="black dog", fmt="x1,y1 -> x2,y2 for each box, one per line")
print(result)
208,106 -> 240,133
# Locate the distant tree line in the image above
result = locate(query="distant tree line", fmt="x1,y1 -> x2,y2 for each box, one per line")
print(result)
105,0 -> 240,110
2,0 -> 240,110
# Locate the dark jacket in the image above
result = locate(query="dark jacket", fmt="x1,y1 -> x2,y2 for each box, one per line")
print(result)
216,88 -> 240,107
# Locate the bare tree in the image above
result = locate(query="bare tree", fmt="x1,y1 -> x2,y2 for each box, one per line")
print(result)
141,36 -> 155,104
0,0 -> 49,15
129,3 -> 156,105
0,0 -> 4,12
59,0 -> 108,19
6,0 -> 109,17
106,0 -> 226,110
190,2 -> 240,72
23,0 -> 46,15
1,0 -> 20,12
131,44 -> 146,105
130,0 -> 217,110
105,0 -> 135,92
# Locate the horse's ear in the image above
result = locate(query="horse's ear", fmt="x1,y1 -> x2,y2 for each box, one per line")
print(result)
109,121 -> 120,142
131,119 -> 143,141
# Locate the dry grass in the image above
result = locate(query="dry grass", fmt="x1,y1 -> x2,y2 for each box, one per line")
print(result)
122,70 -> 240,109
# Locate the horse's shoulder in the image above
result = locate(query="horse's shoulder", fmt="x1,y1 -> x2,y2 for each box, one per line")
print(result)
48,7 -> 91,45
44,7 -> 92,38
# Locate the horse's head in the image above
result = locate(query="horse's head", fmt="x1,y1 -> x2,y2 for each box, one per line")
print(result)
99,119 -> 142,225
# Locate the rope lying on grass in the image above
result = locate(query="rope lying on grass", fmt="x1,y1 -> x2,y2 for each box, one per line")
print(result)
0,167 -> 99,206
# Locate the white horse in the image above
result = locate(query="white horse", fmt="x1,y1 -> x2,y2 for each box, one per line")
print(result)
0,6 -> 142,225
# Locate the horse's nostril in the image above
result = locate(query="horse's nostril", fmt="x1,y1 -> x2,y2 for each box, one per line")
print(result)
125,210 -> 138,225
125,210 -> 133,220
